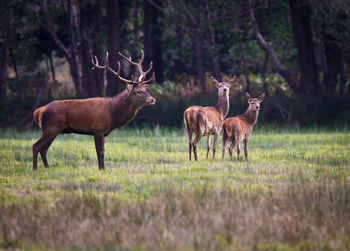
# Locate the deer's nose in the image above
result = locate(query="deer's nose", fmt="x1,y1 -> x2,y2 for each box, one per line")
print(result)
223,88 -> 228,92
256,106 -> 259,109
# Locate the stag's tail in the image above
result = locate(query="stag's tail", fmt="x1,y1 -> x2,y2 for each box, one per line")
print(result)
33,107 -> 43,128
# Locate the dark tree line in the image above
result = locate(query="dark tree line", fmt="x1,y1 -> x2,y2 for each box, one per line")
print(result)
0,0 -> 349,100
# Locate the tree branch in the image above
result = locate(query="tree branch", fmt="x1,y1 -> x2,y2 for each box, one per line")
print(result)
248,3 -> 297,89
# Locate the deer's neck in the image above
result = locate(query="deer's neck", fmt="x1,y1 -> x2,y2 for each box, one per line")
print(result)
110,90 -> 140,128
214,94 -> 230,119
243,109 -> 259,126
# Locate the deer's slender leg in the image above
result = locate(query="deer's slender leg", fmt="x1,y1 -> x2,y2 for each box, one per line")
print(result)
229,139 -> 238,160
185,120 -> 193,161
39,136 -> 56,168
212,132 -> 219,159
244,138 -> 249,161
206,135 -> 211,159
222,132 -> 229,161
193,133 -> 203,161
237,141 -> 241,159
94,133 -> 105,170
33,134 -> 56,170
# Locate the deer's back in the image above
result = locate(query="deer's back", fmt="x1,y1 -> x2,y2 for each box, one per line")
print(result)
35,98 -> 113,134
223,116 -> 251,140
184,106 -> 223,135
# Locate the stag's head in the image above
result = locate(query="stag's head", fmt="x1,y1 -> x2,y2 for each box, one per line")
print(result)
92,50 -> 156,108
210,76 -> 238,97
245,92 -> 265,112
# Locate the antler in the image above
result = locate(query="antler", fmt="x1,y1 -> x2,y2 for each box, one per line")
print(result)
92,51 -> 120,78
92,50 -> 155,86
118,49 -> 153,82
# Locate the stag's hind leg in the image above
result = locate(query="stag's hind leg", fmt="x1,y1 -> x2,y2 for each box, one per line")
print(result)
237,142 -> 241,159
39,136 -> 56,168
33,133 -> 57,170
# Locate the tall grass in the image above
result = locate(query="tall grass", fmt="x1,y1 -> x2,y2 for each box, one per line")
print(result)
0,127 -> 349,250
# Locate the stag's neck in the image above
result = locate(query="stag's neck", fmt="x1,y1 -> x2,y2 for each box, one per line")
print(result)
243,109 -> 259,126
109,90 -> 140,128
214,95 -> 230,119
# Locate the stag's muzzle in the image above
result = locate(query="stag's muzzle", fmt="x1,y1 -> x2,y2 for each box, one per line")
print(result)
147,97 -> 156,105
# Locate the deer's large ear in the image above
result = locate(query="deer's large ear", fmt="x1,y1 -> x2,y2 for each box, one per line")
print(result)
211,76 -> 221,88
258,92 -> 265,102
245,92 -> 252,102
228,75 -> 238,87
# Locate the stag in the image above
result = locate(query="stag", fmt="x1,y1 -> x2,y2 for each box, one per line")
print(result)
32,50 -> 156,170
183,76 -> 237,161
222,92 -> 265,161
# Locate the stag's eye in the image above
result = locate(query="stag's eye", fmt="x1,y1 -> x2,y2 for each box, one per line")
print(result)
136,91 -> 141,95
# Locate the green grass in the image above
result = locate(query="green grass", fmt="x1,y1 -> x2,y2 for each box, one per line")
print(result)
0,127 -> 349,250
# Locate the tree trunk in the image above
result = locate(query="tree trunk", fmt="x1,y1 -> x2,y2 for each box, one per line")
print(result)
143,0 -> 163,83
235,22 -> 251,93
194,26 -> 206,94
79,1 -> 103,97
289,0 -> 319,94
323,34 -> 343,94
91,1 -> 104,96
204,0 -> 221,80
106,0 -> 121,96
248,3 -> 298,92
67,0 -> 81,97
0,3 -> 10,101
49,52 -> 56,81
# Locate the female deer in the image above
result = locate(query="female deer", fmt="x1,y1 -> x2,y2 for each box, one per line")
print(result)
222,92 -> 265,161
183,76 -> 237,161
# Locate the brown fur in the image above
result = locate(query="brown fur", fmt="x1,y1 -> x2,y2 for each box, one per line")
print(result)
184,76 -> 237,161
222,93 -> 265,161
33,51 -> 156,170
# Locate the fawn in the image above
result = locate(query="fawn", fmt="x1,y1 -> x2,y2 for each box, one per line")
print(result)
222,92 -> 265,161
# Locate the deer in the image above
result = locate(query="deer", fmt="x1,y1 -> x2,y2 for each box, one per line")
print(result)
32,50 -> 156,170
183,76 -> 237,161
222,92 -> 265,161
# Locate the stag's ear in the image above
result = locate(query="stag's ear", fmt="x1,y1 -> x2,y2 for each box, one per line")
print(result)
258,92 -> 265,102
245,92 -> 252,102
211,76 -> 221,88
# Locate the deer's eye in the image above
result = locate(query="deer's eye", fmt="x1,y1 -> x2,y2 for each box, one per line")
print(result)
136,91 -> 141,95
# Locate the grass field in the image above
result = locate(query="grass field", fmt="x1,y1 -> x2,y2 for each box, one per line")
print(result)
0,127 -> 349,250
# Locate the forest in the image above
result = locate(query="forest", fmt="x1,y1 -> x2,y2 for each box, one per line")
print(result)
0,0 -> 349,128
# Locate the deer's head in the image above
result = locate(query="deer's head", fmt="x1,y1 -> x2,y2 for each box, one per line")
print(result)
245,92 -> 265,112
211,76 -> 238,97
92,50 -> 156,108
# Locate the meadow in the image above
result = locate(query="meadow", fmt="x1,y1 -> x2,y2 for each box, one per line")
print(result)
0,127 -> 349,250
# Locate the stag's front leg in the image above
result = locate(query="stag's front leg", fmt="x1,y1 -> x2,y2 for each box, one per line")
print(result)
212,132 -> 220,159
206,135 -> 211,159
94,133 -> 105,170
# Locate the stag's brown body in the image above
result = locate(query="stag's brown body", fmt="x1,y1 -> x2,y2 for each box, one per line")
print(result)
32,51 -> 155,170
222,93 -> 265,161
184,76 -> 236,161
